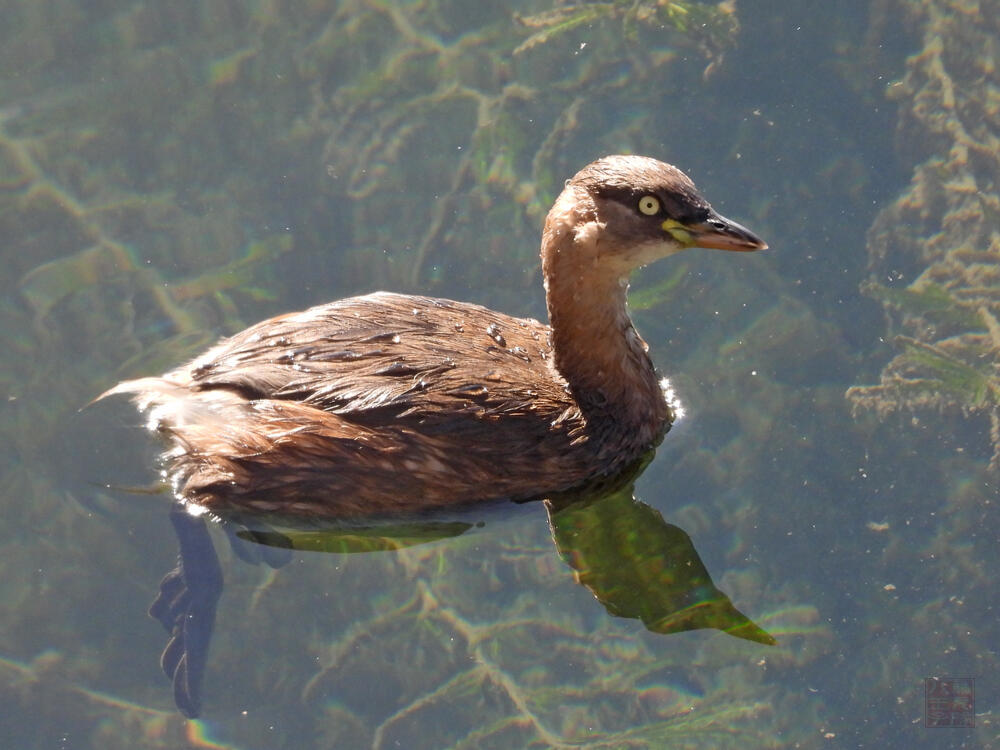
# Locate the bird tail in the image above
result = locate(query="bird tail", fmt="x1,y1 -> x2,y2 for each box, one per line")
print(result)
93,377 -> 249,434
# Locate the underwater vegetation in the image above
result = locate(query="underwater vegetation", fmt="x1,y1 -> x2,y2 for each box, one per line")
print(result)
215,498 -> 816,750
309,0 -> 741,292
0,1 -> 907,747
847,0 -> 1000,470
844,3 -> 1000,746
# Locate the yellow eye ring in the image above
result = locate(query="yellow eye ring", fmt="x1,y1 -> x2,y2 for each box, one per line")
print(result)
638,195 -> 660,216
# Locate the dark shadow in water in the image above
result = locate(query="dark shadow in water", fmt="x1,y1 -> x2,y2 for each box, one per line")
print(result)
149,458 -> 774,718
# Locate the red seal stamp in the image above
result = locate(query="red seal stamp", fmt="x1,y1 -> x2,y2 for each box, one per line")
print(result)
925,677 -> 974,728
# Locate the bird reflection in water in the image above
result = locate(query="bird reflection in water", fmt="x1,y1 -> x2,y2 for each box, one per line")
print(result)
150,458 -> 773,719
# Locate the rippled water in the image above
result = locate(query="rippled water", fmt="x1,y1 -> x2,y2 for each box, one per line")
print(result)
0,1 -> 995,748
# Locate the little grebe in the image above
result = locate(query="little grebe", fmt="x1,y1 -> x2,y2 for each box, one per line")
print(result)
106,155 -> 765,518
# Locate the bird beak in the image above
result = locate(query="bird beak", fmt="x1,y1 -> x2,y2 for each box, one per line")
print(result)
665,209 -> 767,252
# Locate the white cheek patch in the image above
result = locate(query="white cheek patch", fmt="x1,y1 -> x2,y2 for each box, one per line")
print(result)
626,239 -> 688,268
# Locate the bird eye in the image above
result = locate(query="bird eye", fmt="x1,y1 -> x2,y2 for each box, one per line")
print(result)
637,195 -> 660,216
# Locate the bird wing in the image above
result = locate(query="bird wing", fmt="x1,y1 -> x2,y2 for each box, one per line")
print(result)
176,292 -> 570,430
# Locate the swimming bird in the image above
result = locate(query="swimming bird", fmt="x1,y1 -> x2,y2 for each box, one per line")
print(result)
105,155 -> 765,519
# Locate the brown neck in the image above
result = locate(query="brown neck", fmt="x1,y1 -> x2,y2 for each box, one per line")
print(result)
541,191 -> 670,452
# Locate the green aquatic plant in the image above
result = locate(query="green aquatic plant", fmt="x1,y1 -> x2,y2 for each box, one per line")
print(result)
860,280 -> 983,331
514,1 -> 739,63
852,280 -> 1000,417
850,336 -> 1000,409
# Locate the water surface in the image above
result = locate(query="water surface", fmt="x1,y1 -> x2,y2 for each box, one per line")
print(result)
0,1 -> 995,748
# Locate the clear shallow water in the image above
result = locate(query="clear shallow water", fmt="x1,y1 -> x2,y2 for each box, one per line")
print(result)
1,1 -> 996,748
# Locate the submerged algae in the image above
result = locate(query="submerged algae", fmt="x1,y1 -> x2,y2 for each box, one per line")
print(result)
845,8 -> 1000,744
0,2 -> 807,747
847,0 -> 1000,469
